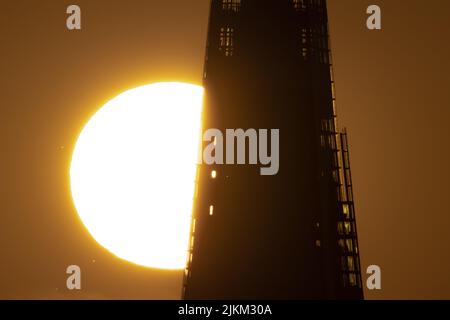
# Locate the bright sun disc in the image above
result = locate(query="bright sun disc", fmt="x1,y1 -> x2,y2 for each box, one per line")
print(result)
70,82 -> 203,270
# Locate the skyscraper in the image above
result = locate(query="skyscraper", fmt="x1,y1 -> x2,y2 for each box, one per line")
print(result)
183,0 -> 363,299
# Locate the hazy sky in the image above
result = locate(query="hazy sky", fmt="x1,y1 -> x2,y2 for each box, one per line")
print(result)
1,0 -> 450,299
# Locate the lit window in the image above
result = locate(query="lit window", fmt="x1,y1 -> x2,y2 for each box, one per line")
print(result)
209,205 -> 214,216
220,27 -> 234,57
301,31 -> 307,44
302,47 -> 308,60
315,240 -> 321,247
222,0 -> 241,12
348,273 -> 357,287
345,239 -> 354,253
300,27 -> 309,60
211,170 -> 217,179
344,222 -> 352,235
347,256 -> 355,271
293,0 -> 306,11
343,204 -> 350,218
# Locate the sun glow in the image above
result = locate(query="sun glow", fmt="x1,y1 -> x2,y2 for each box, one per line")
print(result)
70,82 -> 203,270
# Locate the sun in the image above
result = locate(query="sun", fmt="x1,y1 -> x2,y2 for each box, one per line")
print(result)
70,82 -> 203,270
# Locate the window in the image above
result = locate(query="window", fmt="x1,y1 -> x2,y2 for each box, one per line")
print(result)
338,239 -> 345,252
342,274 -> 348,287
343,204 -> 350,219
332,170 -> 339,184
301,31 -> 307,45
220,27 -> 234,57
321,118 -> 328,132
347,186 -> 354,202
222,0 -> 241,12
347,256 -> 355,271
337,222 -> 344,235
344,152 -> 350,168
299,25 -> 330,63
328,134 -> 336,150
293,0 -> 307,11
211,170 -> 217,179
348,273 -> 357,287
315,240 -> 321,247
301,47 -> 308,60
328,118 -> 335,132
337,186 -> 343,202
345,239 -> 354,253
317,26 -> 329,64
300,28 -> 309,60
209,205 -> 214,216
344,221 -> 352,235
341,256 -> 347,271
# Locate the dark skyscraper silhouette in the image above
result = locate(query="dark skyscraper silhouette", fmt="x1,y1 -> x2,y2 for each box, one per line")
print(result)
183,0 -> 363,299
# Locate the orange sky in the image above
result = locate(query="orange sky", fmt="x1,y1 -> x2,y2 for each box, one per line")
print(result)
1,0 -> 450,299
